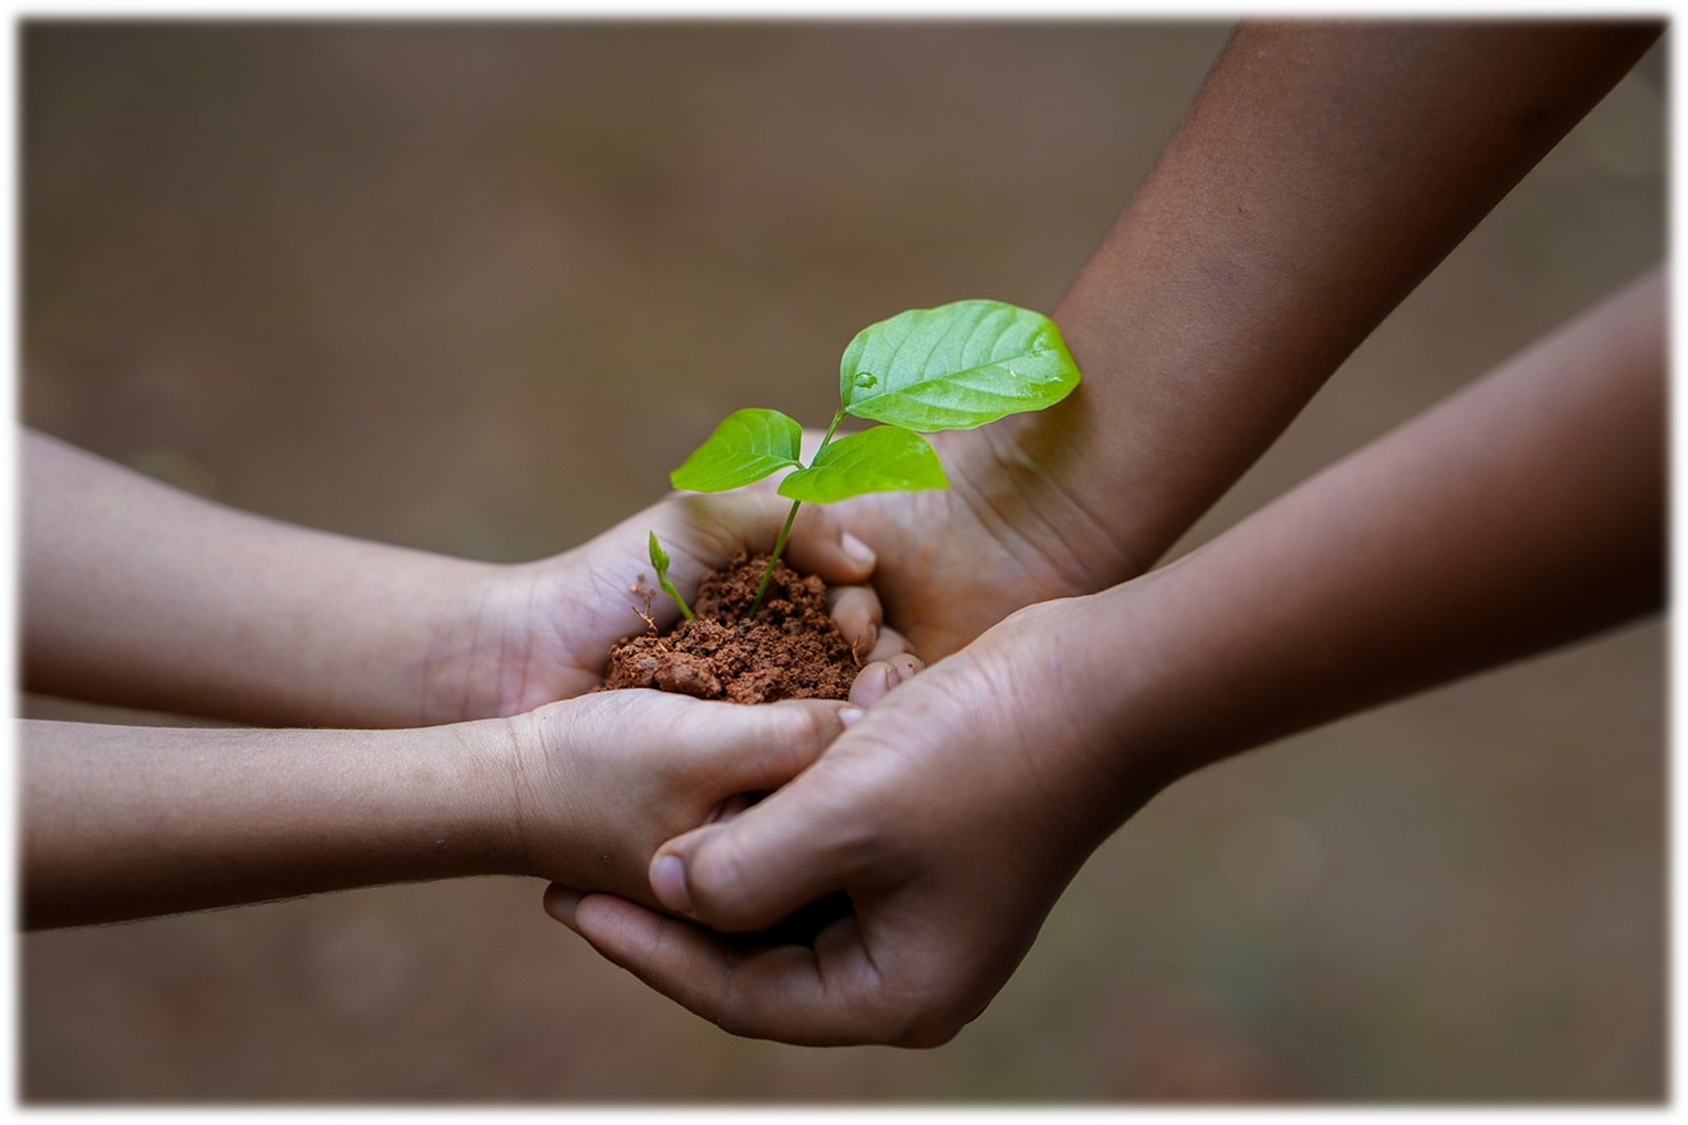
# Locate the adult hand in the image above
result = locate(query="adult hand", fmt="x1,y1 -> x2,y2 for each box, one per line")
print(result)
807,425 -> 1124,662
543,594 -> 1157,1046
802,21 -> 1660,663
541,267 -> 1666,1046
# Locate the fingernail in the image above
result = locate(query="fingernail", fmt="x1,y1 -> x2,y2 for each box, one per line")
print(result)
839,704 -> 866,727
651,854 -> 694,915
842,532 -> 876,568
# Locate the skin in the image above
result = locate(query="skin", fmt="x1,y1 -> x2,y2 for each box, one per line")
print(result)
548,265 -> 1664,1048
813,19 -> 1661,661
539,18 -> 1664,1045
19,431 -> 916,928
21,691 -> 860,930
21,427 -> 904,727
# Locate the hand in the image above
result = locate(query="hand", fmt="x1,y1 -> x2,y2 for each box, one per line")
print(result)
541,265 -> 1670,1045
774,424 -> 1127,662
508,689 -> 864,906
542,594 -> 1164,1046
20,680 -> 874,927
20,432 -> 908,728
432,491 -> 907,720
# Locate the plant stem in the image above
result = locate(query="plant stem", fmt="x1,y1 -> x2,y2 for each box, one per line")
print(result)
658,573 -> 696,621
747,498 -> 802,618
746,406 -> 848,619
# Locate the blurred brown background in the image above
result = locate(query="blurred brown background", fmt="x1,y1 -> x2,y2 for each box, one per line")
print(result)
19,19 -> 1665,1103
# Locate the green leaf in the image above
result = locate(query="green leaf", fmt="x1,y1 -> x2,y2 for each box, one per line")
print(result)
647,530 -> 671,573
839,299 -> 1081,432
670,408 -> 803,492
778,427 -> 948,504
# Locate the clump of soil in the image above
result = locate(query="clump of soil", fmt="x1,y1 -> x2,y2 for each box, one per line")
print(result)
602,551 -> 860,703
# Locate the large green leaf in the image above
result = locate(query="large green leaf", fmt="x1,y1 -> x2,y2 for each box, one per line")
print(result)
778,427 -> 948,504
839,299 -> 1081,432
670,407 -> 803,492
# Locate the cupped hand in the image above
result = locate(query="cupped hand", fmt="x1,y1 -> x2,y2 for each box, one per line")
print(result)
788,424 -> 1124,661
507,690 -> 862,906
542,593 -> 1165,1047
431,491 -> 909,720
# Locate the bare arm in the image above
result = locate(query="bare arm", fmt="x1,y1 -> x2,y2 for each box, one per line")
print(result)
21,429 -> 495,726
837,19 -> 1661,657
22,691 -> 856,929
21,717 -> 519,928
1069,265 -> 1664,779
550,268 -> 1664,1046
20,429 -> 881,726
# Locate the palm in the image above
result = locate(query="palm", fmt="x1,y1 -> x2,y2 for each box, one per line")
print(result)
470,490 -> 887,717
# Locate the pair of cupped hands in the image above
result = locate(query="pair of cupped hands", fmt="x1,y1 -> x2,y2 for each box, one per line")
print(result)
483,429 -> 1139,1047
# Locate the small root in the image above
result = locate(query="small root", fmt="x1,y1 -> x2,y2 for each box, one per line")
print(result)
630,582 -> 669,649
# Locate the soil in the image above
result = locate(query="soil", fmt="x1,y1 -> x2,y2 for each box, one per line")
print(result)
601,551 -> 860,703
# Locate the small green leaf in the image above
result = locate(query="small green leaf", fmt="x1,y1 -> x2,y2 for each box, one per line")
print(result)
647,530 -> 694,621
670,408 -> 803,492
778,427 -> 948,504
839,299 -> 1081,432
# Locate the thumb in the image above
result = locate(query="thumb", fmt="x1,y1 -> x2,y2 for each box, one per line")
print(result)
649,770 -> 861,934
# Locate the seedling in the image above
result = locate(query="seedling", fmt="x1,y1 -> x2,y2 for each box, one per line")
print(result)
648,531 -> 695,621
657,298 -> 1082,619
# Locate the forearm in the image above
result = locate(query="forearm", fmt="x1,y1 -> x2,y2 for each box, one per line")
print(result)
983,19 -> 1659,584
20,716 -> 522,928
21,430 -> 507,726
1080,268 -> 1664,789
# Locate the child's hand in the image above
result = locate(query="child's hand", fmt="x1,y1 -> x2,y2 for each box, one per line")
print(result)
432,491 -> 913,719
503,689 -> 861,906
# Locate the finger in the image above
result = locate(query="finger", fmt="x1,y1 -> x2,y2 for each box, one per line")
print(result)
780,504 -> 876,587
827,585 -> 881,660
564,892 -> 896,1046
706,697 -> 859,796
848,651 -> 924,707
649,761 -> 872,932
542,883 -> 584,929
886,651 -> 924,680
865,624 -> 914,664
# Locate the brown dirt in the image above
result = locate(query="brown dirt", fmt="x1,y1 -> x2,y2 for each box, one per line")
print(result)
601,551 -> 859,703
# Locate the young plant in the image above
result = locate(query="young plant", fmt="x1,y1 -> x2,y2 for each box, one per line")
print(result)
661,298 -> 1082,618
648,531 -> 695,621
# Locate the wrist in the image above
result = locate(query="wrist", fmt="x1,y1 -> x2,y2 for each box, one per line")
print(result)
441,713 -> 535,878
958,401 -> 1160,599
939,593 -> 1193,852
1000,580 -> 1225,819
414,559 -> 552,724
317,719 -> 523,885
